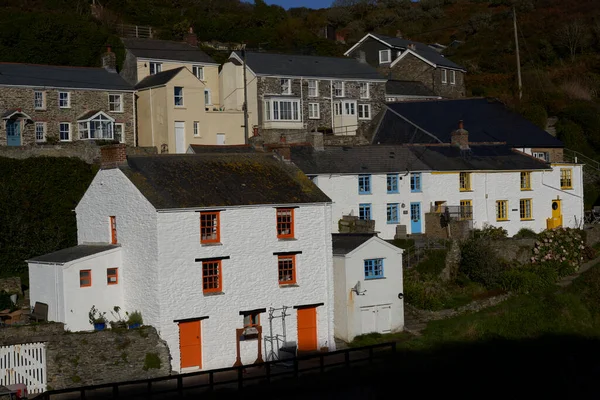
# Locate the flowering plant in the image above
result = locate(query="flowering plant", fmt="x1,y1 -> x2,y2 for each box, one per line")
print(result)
530,228 -> 584,276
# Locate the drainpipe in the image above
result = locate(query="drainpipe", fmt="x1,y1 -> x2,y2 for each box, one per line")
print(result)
132,92 -> 137,147
330,80 -> 334,134
300,77 -> 304,127
150,88 -> 155,147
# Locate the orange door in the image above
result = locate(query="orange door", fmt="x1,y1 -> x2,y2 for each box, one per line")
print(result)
179,320 -> 202,369
297,307 -> 318,352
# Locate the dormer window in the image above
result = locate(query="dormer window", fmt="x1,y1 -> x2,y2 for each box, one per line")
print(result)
379,49 -> 391,64
149,62 -> 162,75
192,65 -> 204,80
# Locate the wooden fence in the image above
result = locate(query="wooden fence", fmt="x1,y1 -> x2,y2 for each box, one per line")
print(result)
0,342 -> 47,394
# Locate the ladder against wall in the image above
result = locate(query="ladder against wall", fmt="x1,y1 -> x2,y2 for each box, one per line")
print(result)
0,342 -> 47,394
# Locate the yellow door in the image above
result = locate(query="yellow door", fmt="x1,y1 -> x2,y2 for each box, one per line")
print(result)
547,199 -> 563,229
552,199 -> 562,219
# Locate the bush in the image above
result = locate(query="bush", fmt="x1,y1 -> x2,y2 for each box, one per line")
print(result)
473,225 -> 508,240
143,353 -> 161,371
513,228 -> 538,239
459,238 -> 505,288
501,264 -> 558,294
415,249 -> 448,278
531,228 -> 585,276
403,273 -> 449,311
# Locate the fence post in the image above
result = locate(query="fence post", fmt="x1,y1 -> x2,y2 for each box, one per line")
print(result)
265,362 -> 271,383
112,384 -> 119,398
80,389 -> 86,400
209,371 -> 214,391
391,342 -> 397,353
319,353 -> 325,373
293,357 -> 299,378
177,375 -> 183,396
344,349 -> 350,367
369,347 -> 374,364
237,367 -> 244,389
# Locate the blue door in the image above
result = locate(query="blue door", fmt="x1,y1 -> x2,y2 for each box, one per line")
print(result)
410,202 -> 421,234
6,120 -> 21,146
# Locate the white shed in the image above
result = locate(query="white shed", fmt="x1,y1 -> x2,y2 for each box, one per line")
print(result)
332,233 -> 404,343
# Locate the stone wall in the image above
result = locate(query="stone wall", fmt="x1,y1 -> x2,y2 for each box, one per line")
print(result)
531,147 -> 564,163
584,225 -> 600,247
424,213 -> 471,240
0,278 -> 22,296
0,323 -> 171,391
405,293 -> 511,322
338,215 -> 376,233
488,238 -> 536,265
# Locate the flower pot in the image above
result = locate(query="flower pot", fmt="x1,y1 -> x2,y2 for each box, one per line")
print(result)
94,322 -> 106,331
128,323 -> 141,329
320,346 -> 329,353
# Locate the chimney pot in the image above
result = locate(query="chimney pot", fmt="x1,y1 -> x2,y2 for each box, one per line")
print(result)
451,121 -> 469,150
184,27 -> 198,47
458,120 -> 464,130
100,143 -> 127,169
280,134 -> 286,144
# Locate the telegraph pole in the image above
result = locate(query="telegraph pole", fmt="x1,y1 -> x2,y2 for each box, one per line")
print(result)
513,6 -> 522,100
242,43 -> 249,144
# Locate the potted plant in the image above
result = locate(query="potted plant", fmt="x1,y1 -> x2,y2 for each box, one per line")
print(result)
126,310 -> 143,329
110,306 -> 127,329
88,305 -> 107,331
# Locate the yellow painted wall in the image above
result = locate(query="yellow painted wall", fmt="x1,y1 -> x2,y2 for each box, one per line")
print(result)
219,61 -> 258,132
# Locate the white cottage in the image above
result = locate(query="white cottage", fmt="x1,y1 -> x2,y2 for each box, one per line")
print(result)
28,144 -> 336,372
332,233 -> 404,343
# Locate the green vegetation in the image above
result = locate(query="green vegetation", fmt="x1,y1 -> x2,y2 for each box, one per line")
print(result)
143,353 -> 161,371
513,228 -> 538,239
349,332 -> 411,347
71,375 -> 81,384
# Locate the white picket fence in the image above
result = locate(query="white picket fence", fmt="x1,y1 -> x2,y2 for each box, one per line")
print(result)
0,342 -> 47,394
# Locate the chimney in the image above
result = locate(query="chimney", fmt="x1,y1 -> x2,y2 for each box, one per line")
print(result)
396,30 -> 403,38
184,27 -> 198,47
100,143 -> 127,169
279,134 -> 286,144
451,120 -> 469,150
357,50 -> 367,64
407,43 -> 416,51
101,45 -> 117,73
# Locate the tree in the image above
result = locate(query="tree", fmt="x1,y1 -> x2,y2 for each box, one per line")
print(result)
556,20 -> 590,62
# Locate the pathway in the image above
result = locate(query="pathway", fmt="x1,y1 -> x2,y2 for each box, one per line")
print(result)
557,255 -> 600,287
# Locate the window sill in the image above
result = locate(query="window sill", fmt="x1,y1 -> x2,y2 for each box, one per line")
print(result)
358,118 -> 372,121
459,189 -> 473,192
201,242 -> 222,247
359,192 -> 372,195
59,107 -> 71,109
279,283 -> 299,288
520,219 -> 535,221
561,187 -> 574,191
109,111 -> 124,114
308,117 -> 321,120
278,237 -> 297,241
174,106 -> 186,109
387,191 -> 399,194
411,191 -> 422,193
203,291 -> 224,296
386,222 -> 399,225
496,220 -> 510,222
365,277 -> 386,281
34,108 -> 46,111
521,189 -> 533,191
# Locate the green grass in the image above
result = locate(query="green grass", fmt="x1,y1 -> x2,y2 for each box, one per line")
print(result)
387,239 -> 415,250
349,332 -> 412,348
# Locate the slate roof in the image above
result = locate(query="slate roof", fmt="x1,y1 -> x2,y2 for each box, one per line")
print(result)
0,63 -> 134,91
122,38 -> 216,64
27,245 -> 119,265
372,33 -> 465,71
374,98 -> 564,148
120,154 -> 331,209
386,80 -> 438,97
332,233 -> 378,256
135,67 -> 186,90
188,144 -> 258,154
233,51 -> 385,80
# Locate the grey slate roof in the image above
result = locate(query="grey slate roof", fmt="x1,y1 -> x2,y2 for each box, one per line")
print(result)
332,233 -> 377,256
372,34 -> 465,71
188,144 -> 258,154
0,63 -> 134,91
233,51 -> 385,80
122,38 -> 216,64
374,98 -> 564,148
135,67 -> 185,90
28,244 -> 119,265
120,154 -> 331,209
386,80 -> 438,97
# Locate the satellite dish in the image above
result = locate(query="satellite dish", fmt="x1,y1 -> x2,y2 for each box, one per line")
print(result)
352,281 -> 366,296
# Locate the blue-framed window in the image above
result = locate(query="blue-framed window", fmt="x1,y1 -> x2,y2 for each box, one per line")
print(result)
387,203 -> 399,224
359,203 -> 371,220
387,174 -> 398,193
364,258 -> 384,279
358,174 -> 371,194
410,173 -> 422,193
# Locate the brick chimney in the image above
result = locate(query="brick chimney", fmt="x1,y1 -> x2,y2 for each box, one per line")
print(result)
451,120 -> 469,150
101,45 -> 117,73
407,43 -> 416,51
184,27 -> 198,47
100,143 -> 127,169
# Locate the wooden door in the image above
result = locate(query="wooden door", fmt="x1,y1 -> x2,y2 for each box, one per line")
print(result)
360,306 -> 376,335
174,121 -> 185,154
179,320 -> 202,369
376,305 -> 392,333
297,307 -> 317,352
6,120 -> 20,146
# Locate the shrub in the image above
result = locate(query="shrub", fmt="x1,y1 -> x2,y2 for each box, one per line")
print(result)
501,265 -> 558,294
415,249 -> 448,278
513,228 -> 538,239
459,238 -> 505,288
531,228 -> 585,276
473,225 -> 508,240
143,353 -> 161,371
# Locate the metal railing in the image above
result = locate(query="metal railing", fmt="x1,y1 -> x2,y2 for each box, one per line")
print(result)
564,148 -> 600,171
116,24 -> 154,39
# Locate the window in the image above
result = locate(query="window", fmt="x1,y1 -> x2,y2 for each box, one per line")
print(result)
308,80 -> 318,97
358,104 -> 371,120
450,70 -> 456,85
333,81 -> 344,97
149,62 -> 162,75
520,199 -> 532,220
244,313 -> 260,327
520,172 -> 531,190
364,259 -> 384,279
80,270 -> 91,287
308,103 -> 320,119
58,92 -> 70,108
278,255 -> 296,285
200,212 -> 220,243
459,200 -> 473,220
110,216 -> 117,244
358,174 -> 371,194
496,200 -> 508,221
441,69 -> 447,84
560,169 -> 573,189
59,122 -> 71,141
379,49 -> 391,64
264,99 -> 300,121
107,268 -> 118,285
410,173 -> 422,193
34,91 -> 45,109
109,94 -> 123,112
387,174 -> 398,193
78,113 -> 114,140
276,208 -> 294,239
193,121 -> 200,137
174,87 -> 184,106
360,82 -> 370,99
281,78 -> 291,95
192,65 -> 204,80
533,151 -> 549,162
387,203 -> 399,224
202,260 -> 222,293
359,203 -> 371,220
114,123 -> 125,143
35,122 -> 46,142
345,101 -> 356,116
459,172 -> 472,191
204,89 -> 212,106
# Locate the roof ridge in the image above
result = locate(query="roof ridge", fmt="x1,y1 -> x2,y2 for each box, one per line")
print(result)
0,62 -> 107,70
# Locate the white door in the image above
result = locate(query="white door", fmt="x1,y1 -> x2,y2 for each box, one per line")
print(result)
360,306 -> 376,335
216,133 -> 226,145
333,100 -> 357,136
376,305 -> 391,333
175,121 -> 185,154
360,305 -> 392,335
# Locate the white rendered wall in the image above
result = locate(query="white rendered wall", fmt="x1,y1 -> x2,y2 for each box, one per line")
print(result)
156,203 -> 335,372
332,256 -> 348,343
28,263 -> 62,323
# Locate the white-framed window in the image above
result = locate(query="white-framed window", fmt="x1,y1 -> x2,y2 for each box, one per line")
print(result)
204,89 -> 212,106
149,62 -> 162,75
359,82 -> 370,99
58,91 -> 70,108
192,65 -> 204,80
308,80 -> 318,97
193,121 -> 200,137
281,78 -> 291,95
450,70 -> 456,85
379,49 -> 391,64
78,113 -> 114,140
114,123 -> 125,143
34,91 -> 45,110
358,104 -> 371,120
108,94 -> 123,112
308,103 -> 320,119
264,99 -> 300,121
35,122 -> 46,142
344,101 -> 356,116
334,102 -> 342,116
397,50 -> 402,58
533,151 -> 549,162
174,86 -> 184,106
441,69 -> 447,84
59,122 -> 71,141
333,81 -> 344,97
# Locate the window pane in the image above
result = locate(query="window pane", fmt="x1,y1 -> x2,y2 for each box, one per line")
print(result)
201,212 -> 219,243
277,208 -> 294,238
202,261 -> 221,292
278,255 -> 295,284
